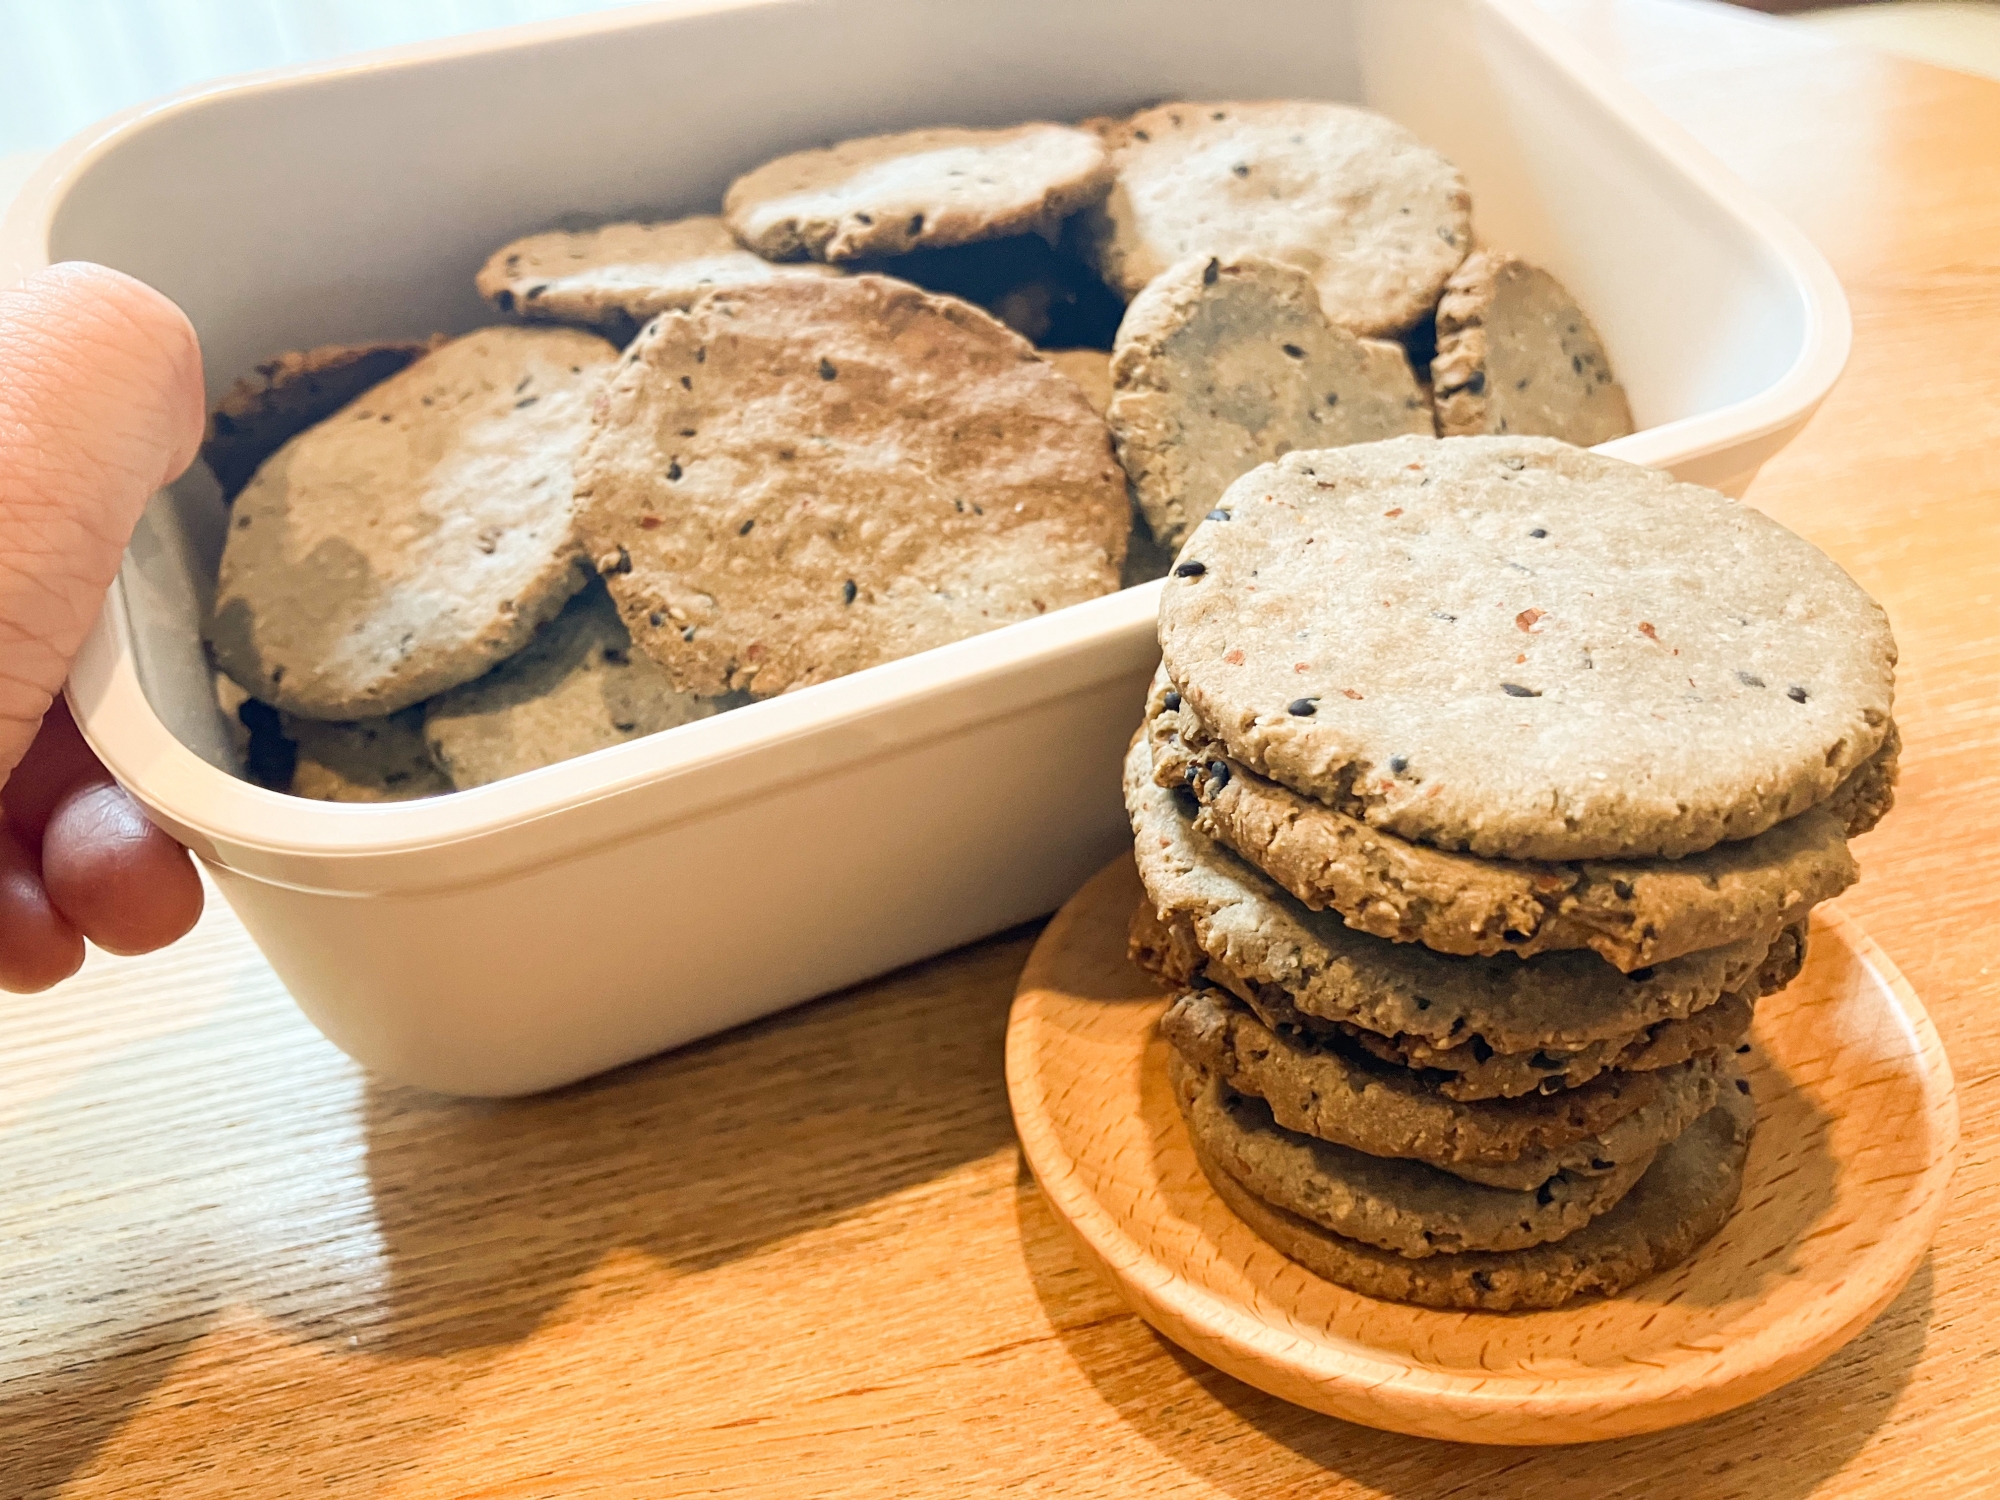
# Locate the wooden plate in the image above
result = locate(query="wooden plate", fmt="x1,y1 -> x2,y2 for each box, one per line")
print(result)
1006,858 -> 1958,1445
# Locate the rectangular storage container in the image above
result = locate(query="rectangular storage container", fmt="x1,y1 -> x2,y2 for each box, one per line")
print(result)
0,0 -> 1848,1094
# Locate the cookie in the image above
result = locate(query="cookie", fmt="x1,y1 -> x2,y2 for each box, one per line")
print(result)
285,708 -> 451,803
201,339 -> 438,501
475,216 -> 841,334
1127,730 -> 1792,1059
1043,348 -> 1114,415
1147,673 -> 1862,970
210,326 -> 616,719
1158,436 -> 1898,860
1269,982 -> 1761,1102
575,275 -> 1127,697
1191,1088 -> 1755,1310
1108,254 -> 1434,549
422,578 -> 719,790
1823,718 -> 1900,836
1432,251 -> 1634,445
724,123 -> 1111,263
1161,987 -> 1727,1190
1171,1053 -> 1652,1257
1078,102 -> 1471,337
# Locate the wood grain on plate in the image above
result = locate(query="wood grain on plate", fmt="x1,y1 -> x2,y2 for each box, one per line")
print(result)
1006,858 -> 1957,1445
4,6 -> 2000,1495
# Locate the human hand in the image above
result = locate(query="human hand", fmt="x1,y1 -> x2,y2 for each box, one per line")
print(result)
0,262 -> 208,991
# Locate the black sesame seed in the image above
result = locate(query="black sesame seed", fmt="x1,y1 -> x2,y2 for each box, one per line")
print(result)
1529,527 -> 1547,538
1788,685 -> 1809,703
1415,997 -> 1431,1011
1231,162 -> 1250,177
1324,392 -> 1340,406
842,579 -> 857,605
513,395 -> 539,409
1501,683 -> 1540,697
1736,1078 -> 1752,1095
682,626 -> 697,642
1612,879 -> 1636,900
1471,1271 -> 1495,1292
1736,1043 -> 1753,1054
1388,754 -> 1408,774
495,289 -> 515,313
818,358 -> 838,380
1591,1158 -> 1616,1171
1288,697 -> 1318,716
1739,671 -> 1765,688
1163,689 -> 1181,712
666,460 -> 682,480
1207,759 -> 1231,790
1281,343 -> 1305,359
1174,561 -> 1207,577
739,518 -> 755,536
1465,370 -> 1487,396
649,610 -> 666,628
1202,258 -> 1220,285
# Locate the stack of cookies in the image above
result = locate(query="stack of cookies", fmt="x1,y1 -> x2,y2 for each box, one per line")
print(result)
1129,434 -> 1899,1310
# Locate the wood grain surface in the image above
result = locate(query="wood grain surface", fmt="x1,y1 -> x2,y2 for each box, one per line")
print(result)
1006,859 -> 1957,1445
4,3 -> 2000,1494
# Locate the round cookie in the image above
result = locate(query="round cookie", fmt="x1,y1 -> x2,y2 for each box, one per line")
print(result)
1158,436 -> 1898,860
1190,1088 -> 1756,1310
202,339 -> 439,502
1264,983 -> 1762,1103
284,709 -> 450,803
423,579 -> 720,790
1108,254 -> 1434,549
209,326 -> 616,720
1170,1053 -> 1653,1257
1078,101 -> 1471,337
1161,987 -> 1727,1190
575,275 -> 1128,698
1147,672 -> 1864,971
475,216 -> 842,333
1432,250 -> 1634,445
724,123 -> 1111,263
1126,731 -> 1791,1058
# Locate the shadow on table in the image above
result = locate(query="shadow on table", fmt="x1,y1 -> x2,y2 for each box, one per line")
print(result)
351,922 -> 1035,1358
0,923 -> 1032,1499
1016,1165 -> 1934,1500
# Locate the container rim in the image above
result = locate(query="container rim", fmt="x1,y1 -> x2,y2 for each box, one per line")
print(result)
4,0 -> 1851,868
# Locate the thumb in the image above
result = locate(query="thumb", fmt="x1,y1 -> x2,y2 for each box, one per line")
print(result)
0,262 -> 204,786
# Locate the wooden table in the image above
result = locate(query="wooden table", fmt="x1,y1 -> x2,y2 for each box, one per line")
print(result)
5,3 -> 1998,1493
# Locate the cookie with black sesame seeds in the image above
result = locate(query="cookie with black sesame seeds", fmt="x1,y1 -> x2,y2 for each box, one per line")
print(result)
286,708 -> 451,802
1188,1086 -> 1756,1310
1161,986 -> 1727,1190
202,338 -> 442,501
1077,101 -> 1471,337
423,578 -> 720,789
1108,254 -> 1435,550
1157,435 -> 1898,860
1145,668 -> 1863,971
476,216 -> 842,335
574,275 -> 1127,698
1432,250 -> 1634,445
209,326 -> 617,720
723,123 -> 1112,263
1169,1051 -> 1653,1257
1126,730 -> 1799,1065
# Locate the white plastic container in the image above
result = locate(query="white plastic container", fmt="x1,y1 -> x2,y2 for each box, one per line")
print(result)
0,0 -> 1849,1095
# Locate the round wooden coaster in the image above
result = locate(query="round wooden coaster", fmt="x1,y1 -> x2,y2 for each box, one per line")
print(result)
1005,857 -> 1957,1445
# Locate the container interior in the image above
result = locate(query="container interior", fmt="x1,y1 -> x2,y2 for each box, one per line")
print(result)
35,0 -> 1807,781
